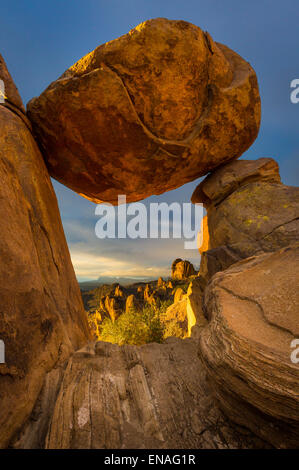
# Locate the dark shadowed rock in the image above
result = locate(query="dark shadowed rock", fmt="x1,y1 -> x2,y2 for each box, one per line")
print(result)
27,18 -> 260,204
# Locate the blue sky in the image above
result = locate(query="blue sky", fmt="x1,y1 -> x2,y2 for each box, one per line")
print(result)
1,1 -> 298,281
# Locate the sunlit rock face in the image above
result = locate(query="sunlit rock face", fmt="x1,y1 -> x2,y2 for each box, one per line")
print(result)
171,259 -> 195,280
27,18 -> 260,204
199,245 -> 299,448
162,277 -> 207,339
0,58 -> 91,449
192,158 -> 299,280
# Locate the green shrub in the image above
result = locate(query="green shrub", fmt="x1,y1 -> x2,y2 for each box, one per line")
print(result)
98,301 -> 171,346
163,321 -> 185,340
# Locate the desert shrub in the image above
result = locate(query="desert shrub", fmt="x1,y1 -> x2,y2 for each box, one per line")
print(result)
98,301 -> 171,346
163,321 -> 185,340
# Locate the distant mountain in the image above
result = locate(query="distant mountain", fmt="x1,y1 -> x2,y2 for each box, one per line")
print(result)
79,275 -> 159,291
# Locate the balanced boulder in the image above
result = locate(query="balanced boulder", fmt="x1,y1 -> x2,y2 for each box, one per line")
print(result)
27,18 -> 260,204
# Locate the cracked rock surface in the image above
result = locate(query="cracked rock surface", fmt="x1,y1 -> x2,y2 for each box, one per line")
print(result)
199,245 -> 299,448
27,18 -> 260,204
45,340 -> 269,449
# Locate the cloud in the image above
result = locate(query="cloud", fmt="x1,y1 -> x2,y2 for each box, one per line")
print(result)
69,248 -> 171,280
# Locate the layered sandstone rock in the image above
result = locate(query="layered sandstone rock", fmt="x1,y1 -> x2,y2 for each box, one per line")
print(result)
0,59 -> 90,448
193,158 -> 299,279
199,245 -> 299,448
171,259 -> 196,280
45,340 -> 268,449
27,18 -> 260,204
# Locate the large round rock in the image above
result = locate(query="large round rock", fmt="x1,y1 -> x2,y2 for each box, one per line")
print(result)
27,18 -> 261,204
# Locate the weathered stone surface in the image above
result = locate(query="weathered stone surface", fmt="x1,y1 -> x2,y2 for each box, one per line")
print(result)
163,277 -> 206,339
45,341 -> 269,449
171,259 -> 196,280
27,18 -> 260,204
162,299 -> 189,338
0,59 -> 91,449
193,158 -> 299,279
192,157 -> 281,206
199,245 -> 299,448
11,367 -> 65,449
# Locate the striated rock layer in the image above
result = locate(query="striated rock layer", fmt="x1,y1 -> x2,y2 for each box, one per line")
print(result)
45,340 -> 269,449
192,158 -> 299,279
0,57 -> 91,448
27,18 -> 260,204
199,245 -> 299,448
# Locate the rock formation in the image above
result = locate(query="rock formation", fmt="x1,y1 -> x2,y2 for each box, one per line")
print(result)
174,287 -> 185,303
199,245 -> 299,448
114,284 -> 125,297
0,57 -> 91,449
171,259 -> 196,280
104,295 -> 124,322
162,277 -> 207,339
45,340 -> 268,449
27,18 -> 260,204
162,299 -> 189,338
192,158 -> 299,279
125,294 -> 141,314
